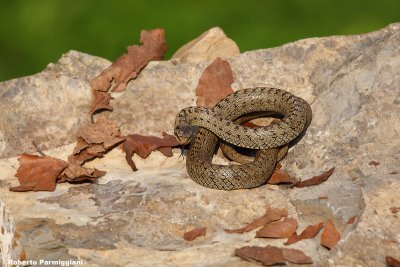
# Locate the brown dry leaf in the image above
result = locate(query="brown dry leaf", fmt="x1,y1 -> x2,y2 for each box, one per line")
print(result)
225,207 -> 288,234
390,207 -> 400,214
195,57 -> 234,108
320,220 -> 340,249
90,90 -> 113,113
72,137 -> 90,155
157,146 -> 174,157
183,227 -> 206,241
241,121 -> 261,127
389,171 -> 399,174
58,163 -> 106,183
347,216 -> 357,224
295,167 -> 335,188
285,222 -> 324,245
10,154 -> 68,192
90,29 -> 167,113
235,245 -> 312,266
19,249 -> 27,261
319,195 -> 329,199
368,160 -> 380,166
68,116 -> 125,165
68,141 -> 106,165
121,132 -> 179,171
268,164 -> 298,185
281,248 -> 313,264
235,246 -> 285,266
256,217 -> 298,238
386,256 -> 400,267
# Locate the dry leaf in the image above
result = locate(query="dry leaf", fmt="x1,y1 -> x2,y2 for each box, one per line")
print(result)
268,164 -> 298,184
225,207 -> 288,234
121,132 -> 179,171
183,227 -> 206,241
347,216 -> 356,224
285,222 -> 324,245
235,245 -> 312,266
256,217 -> 298,238
368,160 -> 380,166
320,220 -> 340,249
281,248 -> 313,264
235,246 -> 285,266
90,29 -> 167,113
386,256 -> 400,267
68,116 -> 125,165
72,137 -> 90,155
69,139 -> 105,165
241,121 -> 261,127
195,57 -> 234,108
389,171 -> 399,174
157,146 -> 174,157
10,154 -> 68,192
390,207 -> 400,214
319,195 -> 329,199
58,163 -> 106,183
295,168 -> 335,188
90,90 -> 113,113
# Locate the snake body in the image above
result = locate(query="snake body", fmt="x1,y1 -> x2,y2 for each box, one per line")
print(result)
174,87 -> 312,190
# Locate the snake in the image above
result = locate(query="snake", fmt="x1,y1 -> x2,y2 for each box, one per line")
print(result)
174,87 -> 312,190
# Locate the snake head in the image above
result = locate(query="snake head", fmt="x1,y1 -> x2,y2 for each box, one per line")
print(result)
174,125 -> 193,145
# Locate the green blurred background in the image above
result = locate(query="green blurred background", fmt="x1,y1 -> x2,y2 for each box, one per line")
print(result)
0,0 -> 399,82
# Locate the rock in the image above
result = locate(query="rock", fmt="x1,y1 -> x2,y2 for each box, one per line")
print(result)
0,51 -> 110,159
1,24 -> 400,266
171,27 -> 240,64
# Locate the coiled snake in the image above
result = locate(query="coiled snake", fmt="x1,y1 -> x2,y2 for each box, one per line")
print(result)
174,87 -> 312,190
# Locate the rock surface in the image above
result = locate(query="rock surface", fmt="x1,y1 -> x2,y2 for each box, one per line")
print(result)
171,27 -> 240,64
1,24 -> 400,266
0,52 -> 110,159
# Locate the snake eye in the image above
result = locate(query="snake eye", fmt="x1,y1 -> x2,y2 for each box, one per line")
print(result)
175,125 -> 192,136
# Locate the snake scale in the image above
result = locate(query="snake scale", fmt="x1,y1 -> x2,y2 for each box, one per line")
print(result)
174,87 -> 312,190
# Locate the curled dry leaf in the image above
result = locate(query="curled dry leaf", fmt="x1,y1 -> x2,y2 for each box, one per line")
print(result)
285,222 -> 324,245
68,116 -> 125,165
235,245 -> 312,266
10,154 -> 68,192
225,206 -> 288,234
386,256 -> 400,267
195,57 -> 234,108
256,217 -> 298,239
90,90 -> 113,113
183,227 -> 206,241
121,132 -> 179,171
58,163 -> 106,183
320,220 -> 340,249
90,29 -> 167,113
295,167 -> 335,188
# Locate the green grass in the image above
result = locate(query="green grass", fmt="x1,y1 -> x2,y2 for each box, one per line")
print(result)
0,0 -> 399,81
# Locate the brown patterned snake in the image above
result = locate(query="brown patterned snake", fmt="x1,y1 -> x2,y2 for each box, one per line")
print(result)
174,87 -> 312,190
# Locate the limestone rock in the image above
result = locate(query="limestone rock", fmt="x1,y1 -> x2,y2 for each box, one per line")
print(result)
1,24 -> 400,266
171,27 -> 240,64
0,51 -> 110,159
